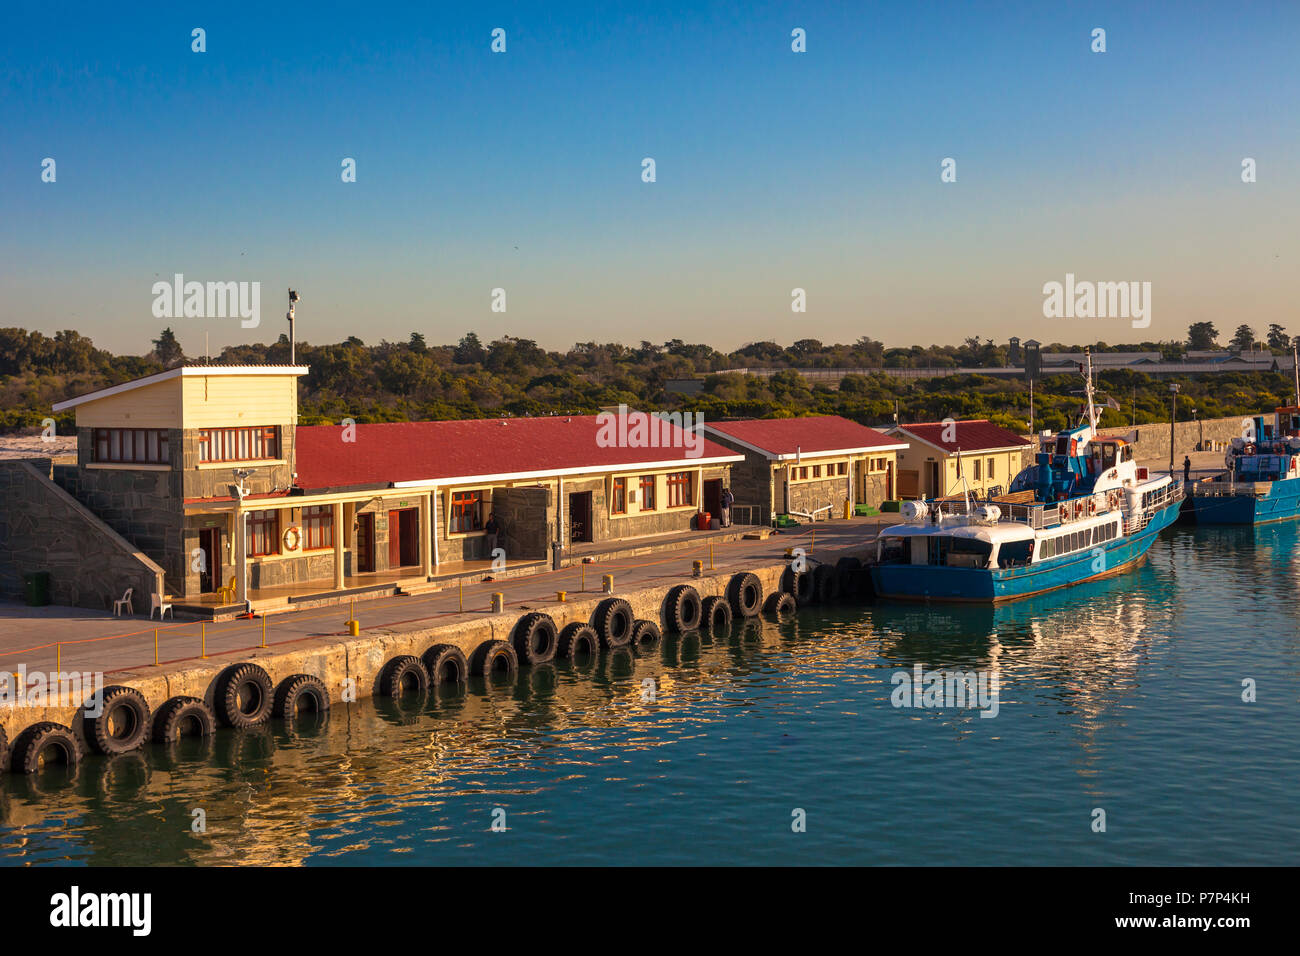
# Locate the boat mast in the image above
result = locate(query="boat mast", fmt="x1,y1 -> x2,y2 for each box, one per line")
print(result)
1083,349 -> 1098,432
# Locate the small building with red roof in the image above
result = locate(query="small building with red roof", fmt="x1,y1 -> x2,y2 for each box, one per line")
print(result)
701,415 -> 908,523
884,420 -> 1032,499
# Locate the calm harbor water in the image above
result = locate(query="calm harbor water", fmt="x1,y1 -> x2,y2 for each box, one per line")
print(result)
2,521 -> 1298,866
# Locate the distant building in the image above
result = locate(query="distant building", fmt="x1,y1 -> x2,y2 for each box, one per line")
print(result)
885,420 -> 1032,499
701,415 -> 908,523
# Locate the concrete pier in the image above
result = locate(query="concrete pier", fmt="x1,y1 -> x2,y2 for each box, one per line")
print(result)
0,520 -> 882,757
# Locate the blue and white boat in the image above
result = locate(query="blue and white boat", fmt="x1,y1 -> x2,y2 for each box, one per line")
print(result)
1186,406 -> 1300,525
871,355 -> 1183,603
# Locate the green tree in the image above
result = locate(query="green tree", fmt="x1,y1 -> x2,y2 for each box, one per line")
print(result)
1230,324 -> 1255,351
1187,322 -> 1219,350
1267,324 -> 1290,350
152,327 -> 184,366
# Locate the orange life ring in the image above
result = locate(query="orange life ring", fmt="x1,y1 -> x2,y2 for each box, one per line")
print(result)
1088,499 -> 1097,516
283,525 -> 302,551
1244,443 -> 1256,456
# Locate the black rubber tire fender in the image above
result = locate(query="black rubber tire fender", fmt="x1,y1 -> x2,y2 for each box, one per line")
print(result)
557,622 -> 599,659
700,595 -> 733,634
84,684 -> 150,755
592,598 -> 634,647
214,662 -> 274,728
782,566 -> 816,604
726,572 -> 763,618
273,674 -> 330,719
836,556 -> 863,574
764,591 -> 797,618
472,639 -> 519,678
152,696 -> 216,743
11,721 -> 81,775
380,655 -> 429,698
814,563 -> 840,602
0,724 -> 7,771
630,619 -> 663,654
663,584 -> 702,633
422,644 -> 470,684
512,612 -> 558,664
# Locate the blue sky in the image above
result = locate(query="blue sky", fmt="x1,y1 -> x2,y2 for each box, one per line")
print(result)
1,1 -> 1296,355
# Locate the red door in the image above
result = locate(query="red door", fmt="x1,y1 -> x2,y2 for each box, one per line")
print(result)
388,510 -> 402,568
356,514 -> 375,573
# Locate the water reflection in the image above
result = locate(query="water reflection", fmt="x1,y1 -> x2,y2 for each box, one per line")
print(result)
1,523 -> 1297,865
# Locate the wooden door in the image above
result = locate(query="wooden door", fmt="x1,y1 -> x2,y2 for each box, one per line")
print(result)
357,513 -> 375,573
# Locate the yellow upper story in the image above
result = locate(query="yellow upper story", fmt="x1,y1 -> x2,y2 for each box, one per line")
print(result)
53,366 -> 307,430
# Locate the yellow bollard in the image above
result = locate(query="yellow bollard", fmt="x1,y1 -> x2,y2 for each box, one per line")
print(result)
692,559 -> 703,578
709,541 -> 714,570
201,622 -> 207,659
844,500 -> 852,520
261,615 -> 267,648
347,619 -> 360,636
810,529 -> 816,553
153,628 -> 159,666
490,592 -> 504,614
556,590 -> 567,602
602,573 -> 614,594
56,642 -> 61,672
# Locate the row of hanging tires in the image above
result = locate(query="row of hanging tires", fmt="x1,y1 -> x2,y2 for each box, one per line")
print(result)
1,559 -> 865,775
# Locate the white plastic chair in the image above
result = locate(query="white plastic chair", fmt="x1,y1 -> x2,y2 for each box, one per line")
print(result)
113,588 -> 134,616
150,592 -> 172,620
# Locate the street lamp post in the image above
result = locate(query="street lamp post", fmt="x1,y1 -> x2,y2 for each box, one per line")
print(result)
1168,383 -> 1181,478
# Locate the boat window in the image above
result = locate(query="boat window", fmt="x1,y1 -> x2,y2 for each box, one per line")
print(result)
1101,444 -> 1117,470
927,535 -> 992,568
999,540 -> 1034,567
880,537 -> 907,563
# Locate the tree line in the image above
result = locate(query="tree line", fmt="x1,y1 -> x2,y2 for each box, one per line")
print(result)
0,325 -> 1295,435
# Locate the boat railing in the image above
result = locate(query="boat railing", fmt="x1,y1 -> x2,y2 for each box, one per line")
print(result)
935,496 -> 1060,530
1188,479 -> 1272,498
1122,477 -> 1183,535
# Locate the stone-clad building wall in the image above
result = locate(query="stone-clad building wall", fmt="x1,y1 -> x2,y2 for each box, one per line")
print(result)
0,459 -> 165,611
787,476 -> 851,518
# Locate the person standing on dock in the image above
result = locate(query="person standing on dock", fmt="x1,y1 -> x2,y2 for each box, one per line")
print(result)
721,487 -> 734,527
485,512 -> 502,557
1183,456 -> 1192,483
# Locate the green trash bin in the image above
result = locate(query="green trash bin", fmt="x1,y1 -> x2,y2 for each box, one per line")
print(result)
23,571 -> 51,607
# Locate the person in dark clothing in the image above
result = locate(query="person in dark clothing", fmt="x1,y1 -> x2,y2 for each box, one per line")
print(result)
485,513 -> 502,556
1183,456 -> 1192,483
720,487 -> 735,527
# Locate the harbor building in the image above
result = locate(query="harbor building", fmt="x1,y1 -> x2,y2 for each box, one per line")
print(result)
885,420 -> 1032,499
701,416 -> 908,525
11,366 -> 744,612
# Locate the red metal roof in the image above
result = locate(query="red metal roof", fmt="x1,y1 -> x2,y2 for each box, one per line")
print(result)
292,416 -> 740,490
704,415 -> 903,457
892,419 -> 1031,454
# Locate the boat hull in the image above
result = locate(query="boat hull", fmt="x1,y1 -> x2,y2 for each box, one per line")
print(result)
870,499 -> 1181,604
1187,476 -> 1300,525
